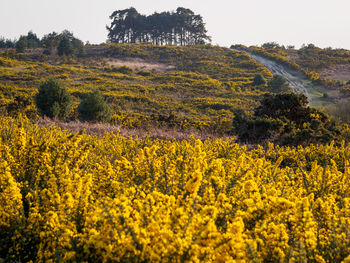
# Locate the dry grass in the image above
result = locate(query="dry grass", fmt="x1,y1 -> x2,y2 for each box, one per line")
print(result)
85,45 -> 175,73
105,57 -> 175,73
320,64 -> 350,82
37,117 -> 234,141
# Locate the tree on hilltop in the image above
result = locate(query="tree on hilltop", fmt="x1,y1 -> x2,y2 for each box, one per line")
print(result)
15,36 -> 27,53
57,37 -> 74,57
107,7 -> 211,45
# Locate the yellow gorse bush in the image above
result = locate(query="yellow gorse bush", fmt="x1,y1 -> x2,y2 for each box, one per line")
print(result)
0,116 -> 349,262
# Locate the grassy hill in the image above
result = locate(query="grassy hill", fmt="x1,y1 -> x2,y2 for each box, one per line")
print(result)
0,44 -> 273,134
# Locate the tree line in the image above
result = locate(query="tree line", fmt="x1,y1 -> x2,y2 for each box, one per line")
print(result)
107,7 -> 211,45
0,30 -> 84,57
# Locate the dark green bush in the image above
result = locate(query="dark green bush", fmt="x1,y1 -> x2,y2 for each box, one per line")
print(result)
116,66 -> 133,74
253,74 -> 267,85
35,78 -> 73,119
57,37 -> 74,57
233,93 -> 342,145
136,70 -> 152,76
78,90 -> 112,122
15,37 -> 27,53
268,75 -> 290,93
233,110 -> 283,143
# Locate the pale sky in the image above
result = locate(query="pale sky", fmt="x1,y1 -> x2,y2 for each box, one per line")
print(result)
1,0 -> 350,49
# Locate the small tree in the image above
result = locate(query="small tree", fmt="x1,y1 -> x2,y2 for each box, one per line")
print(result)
78,90 -> 112,122
35,79 -> 73,119
15,36 -> 27,53
268,75 -> 290,93
253,74 -> 267,85
26,31 -> 41,48
71,38 -> 85,56
57,37 -> 74,57
56,31 -> 85,57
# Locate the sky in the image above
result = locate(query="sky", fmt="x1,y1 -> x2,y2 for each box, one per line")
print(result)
1,0 -> 350,49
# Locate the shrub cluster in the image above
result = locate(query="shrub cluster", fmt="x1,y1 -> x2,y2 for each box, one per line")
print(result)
233,93 -> 342,145
0,44 -> 272,132
1,30 -> 85,57
35,79 -> 73,119
35,79 -> 111,122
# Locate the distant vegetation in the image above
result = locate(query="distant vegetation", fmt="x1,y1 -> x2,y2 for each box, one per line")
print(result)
0,37 -> 15,48
107,7 -> 211,45
0,30 -> 84,57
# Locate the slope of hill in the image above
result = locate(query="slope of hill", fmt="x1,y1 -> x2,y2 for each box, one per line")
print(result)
239,44 -> 350,88
0,44 -> 272,134
233,44 -> 350,122
244,51 -> 333,108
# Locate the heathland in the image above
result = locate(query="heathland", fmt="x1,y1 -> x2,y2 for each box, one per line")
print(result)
1,29 -> 350,262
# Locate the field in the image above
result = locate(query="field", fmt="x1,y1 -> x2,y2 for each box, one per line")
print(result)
1,116 -> 350,262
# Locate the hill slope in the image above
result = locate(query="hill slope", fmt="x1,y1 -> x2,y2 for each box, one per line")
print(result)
0,44 -> 273,133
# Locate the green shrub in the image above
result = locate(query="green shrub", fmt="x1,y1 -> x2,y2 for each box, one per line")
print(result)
233,93 -> 342,145
78,90 -> 112,122
232,110 -> 283,143
57,37 -> 74,57
136,70 -> 152,76
35,78 -> 73,119
116,65 -> 133,74
253,74 -> 266,85
15,36 -> 27,53
268,75 -> 290,93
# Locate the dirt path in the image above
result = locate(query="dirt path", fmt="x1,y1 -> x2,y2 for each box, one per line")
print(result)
243,51 -> 333,108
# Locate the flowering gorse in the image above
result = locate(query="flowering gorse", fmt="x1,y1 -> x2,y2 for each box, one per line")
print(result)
0,116 -> 349,262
